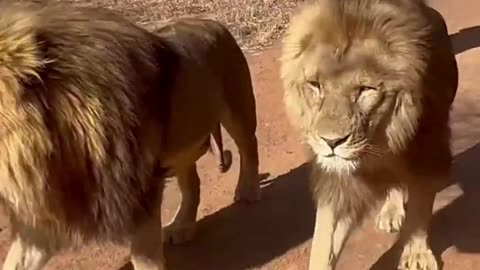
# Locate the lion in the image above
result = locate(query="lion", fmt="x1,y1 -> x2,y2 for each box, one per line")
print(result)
0,2 -> 260,270
152,17 -> 261,245
280,0 -> 458,269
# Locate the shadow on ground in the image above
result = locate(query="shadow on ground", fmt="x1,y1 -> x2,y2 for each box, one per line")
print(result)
370,143 -> 480,270
166,163 -> 314,270
119,142 -> 480,270
120,163 -> 314,270
451,25 -> 480,54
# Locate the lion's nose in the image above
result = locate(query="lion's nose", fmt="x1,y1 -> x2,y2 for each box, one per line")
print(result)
321,133 -> 351,149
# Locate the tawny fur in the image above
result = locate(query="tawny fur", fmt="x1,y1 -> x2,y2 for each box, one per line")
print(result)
0,1 -> 259,269
153,17 -> 261,245
281,0 -> 457,269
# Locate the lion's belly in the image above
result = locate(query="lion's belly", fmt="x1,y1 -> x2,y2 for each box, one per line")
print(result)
162,112 -> 216,172
162,134 -> 210,173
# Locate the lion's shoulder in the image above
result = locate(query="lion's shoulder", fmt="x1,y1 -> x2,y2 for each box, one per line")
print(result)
154,18 -> 239,61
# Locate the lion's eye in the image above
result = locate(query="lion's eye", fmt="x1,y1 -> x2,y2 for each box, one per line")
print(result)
356,84 -> 382,109
358,85 -> 377,93
307,81 -> 321,89
306,80 -> 321,97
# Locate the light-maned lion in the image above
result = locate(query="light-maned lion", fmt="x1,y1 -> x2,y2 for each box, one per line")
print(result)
0,1 -> 260,270
281,0 -> 458,269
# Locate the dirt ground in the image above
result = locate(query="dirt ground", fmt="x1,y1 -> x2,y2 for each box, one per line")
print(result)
0,0 -> 480,269
64,0 -> 303,53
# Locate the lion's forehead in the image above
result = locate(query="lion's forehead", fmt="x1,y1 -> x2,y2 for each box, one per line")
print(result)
303,45 -> 393,86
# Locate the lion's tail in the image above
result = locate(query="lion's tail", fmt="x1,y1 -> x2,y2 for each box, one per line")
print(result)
208,123 -> 233,174
0,2 -> 50,82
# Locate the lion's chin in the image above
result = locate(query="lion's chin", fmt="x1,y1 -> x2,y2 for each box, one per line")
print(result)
315,155 -> 360,176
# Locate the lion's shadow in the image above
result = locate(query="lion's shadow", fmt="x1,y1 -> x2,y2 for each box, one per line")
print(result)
119,143 -> 480,270
120,163 -> 314,270
451,25 -> 480,54
163,163 -> 314,270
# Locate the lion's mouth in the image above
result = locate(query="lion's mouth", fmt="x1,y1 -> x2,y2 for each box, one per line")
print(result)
307,137 -> 361,162
320,152 -> 357,161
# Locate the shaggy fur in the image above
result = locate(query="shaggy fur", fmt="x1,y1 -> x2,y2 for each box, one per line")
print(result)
0,2 -> 259,270
281,0 -> 458,269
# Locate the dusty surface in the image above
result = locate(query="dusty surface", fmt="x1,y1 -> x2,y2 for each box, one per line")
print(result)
65,0 -> 303,53
0,0 -> 480,269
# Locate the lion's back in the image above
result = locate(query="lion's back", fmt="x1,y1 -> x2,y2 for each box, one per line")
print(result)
154,18 -> 250,81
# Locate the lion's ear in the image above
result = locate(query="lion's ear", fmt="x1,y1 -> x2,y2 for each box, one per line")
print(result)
386,91 -> 421,153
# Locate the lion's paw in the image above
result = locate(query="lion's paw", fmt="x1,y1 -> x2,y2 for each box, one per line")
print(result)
162,222 -> 196,245
398,242 -> 438,270
375,202 -> 405,233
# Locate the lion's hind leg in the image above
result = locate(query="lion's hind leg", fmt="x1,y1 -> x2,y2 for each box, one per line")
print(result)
163,163 -> 200,245
221,115 -> 261,203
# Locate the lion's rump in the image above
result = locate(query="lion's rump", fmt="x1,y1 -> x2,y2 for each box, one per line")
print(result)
0,2 -> 170,242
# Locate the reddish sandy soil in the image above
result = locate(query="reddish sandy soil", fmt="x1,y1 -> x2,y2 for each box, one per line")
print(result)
0,0 -> 479,269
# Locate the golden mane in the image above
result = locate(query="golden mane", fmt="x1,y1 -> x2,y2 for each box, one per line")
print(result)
0,0 -> 168,243
280,0 -> 455,154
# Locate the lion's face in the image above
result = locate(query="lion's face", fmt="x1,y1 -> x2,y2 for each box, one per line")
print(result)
283,30 -> 428,175
299,46 -> 402,174
280,1 -> 433,175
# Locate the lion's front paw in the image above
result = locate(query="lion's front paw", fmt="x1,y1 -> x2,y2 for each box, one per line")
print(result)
375,202 -> 405,233
162,222 -> 196,245
398,242 -> 438,270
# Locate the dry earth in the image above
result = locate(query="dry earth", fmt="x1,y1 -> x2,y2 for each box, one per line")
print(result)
64,0 -> 304,53
0,0 -> 480,269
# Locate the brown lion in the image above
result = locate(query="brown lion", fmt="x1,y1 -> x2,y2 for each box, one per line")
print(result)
0,1 -> 260,270
281,0 -> 458,270
152,17 -> 261,245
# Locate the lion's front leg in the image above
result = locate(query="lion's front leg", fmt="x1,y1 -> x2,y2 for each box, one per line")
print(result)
309,203 -> 335,270
398,183 -> 438,270
332,217 -> 353,264
309,203 -> 353,270
376,186 -> 407,233
163,164 -> 200,245
3,227 -> 55,270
